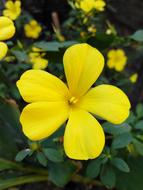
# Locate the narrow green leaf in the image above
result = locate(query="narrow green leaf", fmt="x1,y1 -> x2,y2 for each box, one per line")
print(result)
15,149 -> 32,162
86,157 -> 103,178
130,30 -> 143,42
136,104 -> 143,118
112,133 -> 133,149
111,158 -> 130,172
133,139 -> 143,156
43,148 -> 63,163
48,161 -> 76,187
87,33 -> 115,50
100,165 -> 116,188
37,152 -> 48,167
134,120 -> 143,130
103,122 -> 131,135
34,41 -> 77,52
11,50 -> 29,62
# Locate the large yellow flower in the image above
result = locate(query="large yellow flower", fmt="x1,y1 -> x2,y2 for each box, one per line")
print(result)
76,0 -> 106,12
107,49 -> 127,72
17,44 -> 131,160
3,0 -> 21,20
24,20 -> 42,39
0,16 -> 15,60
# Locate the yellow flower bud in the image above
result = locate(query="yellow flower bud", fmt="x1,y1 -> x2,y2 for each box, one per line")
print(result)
130,73 -> 138,83
0,42 -> 8,60
0,16 -> 15,41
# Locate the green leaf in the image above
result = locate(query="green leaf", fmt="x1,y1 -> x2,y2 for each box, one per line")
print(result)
111,158 -> 130,172
100,165 -> 116,188
103,122 -> 131,135
125,111 -> 136,124
136,104 -> 143,118
133,139 -> 143,156
116,157 -> 143,190
0,99 -> 23,159
86,157 -> 104,178
15,149 -> 32,162
34,41 -> 77,52
87,33 -> 115,50
37,152 -> 48,167
11,50 -> 29,62
48,161 -> 76,187
35,41 -> 60,51
130,30 -> 143,42
134,120 -> 143,130
43,148 -> 63,163
112,132 -> 133,149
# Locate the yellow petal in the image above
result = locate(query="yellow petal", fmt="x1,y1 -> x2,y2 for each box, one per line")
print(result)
107,49 -> 116,58
32,58 -> 48,70
20,101 -> 69,141
0,42 -> 8,60
15,0 -> 21,8
107,60 -> 115,69
115,61 -> 126,72
79,0 -> 94,12
64,109 -> 105,160
78,85 -> 131,124
0,16 -> 15,41
17,70 -> 70,103
63,43 -> 104,98
5,1 -> 14,9
94,0 -> 106,11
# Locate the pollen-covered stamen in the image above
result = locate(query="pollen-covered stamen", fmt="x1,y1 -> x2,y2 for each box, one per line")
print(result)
68,96 -> 78,105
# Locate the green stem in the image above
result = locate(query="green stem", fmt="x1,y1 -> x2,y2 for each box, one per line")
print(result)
72,174 -> 102,186
0,158 -> 102,188
0,175 -> 48,189
0,158 -> 48,175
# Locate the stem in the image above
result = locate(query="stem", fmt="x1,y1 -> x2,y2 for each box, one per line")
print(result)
0,158 -> 103,187
72,174 -> 102,186
0,158 -> 48,175
0,175 -> 48,189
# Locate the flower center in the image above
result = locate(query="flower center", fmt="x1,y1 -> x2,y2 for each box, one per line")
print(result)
68,96 -> 78,105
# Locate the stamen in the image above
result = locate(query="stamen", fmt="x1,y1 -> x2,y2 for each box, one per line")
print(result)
69,97 -> 78,105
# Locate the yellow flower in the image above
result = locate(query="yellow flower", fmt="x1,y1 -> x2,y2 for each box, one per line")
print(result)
88,25 -> 97,35
80,31 -> 87,37
106,29 -> 112,35
0,42 -> 8,60
29,47 -> 48,70
3,0 -> 21,20
129,73 -> 138,83
17,43 -> 131,160
0,16 -> 15,60
24,20 -> 42,39
76,0 -> 106,12
107,49 -> 127,72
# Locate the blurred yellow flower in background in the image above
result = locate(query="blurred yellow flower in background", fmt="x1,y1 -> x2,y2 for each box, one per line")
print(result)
24,20 -> 42,39
107,49 -> 127,72
88,25 -> 97,36
0,16 -> 15,60
29,47 -> 48,70
3,0 -> 21,20
76,0 -> 106,12
130,73 -> 138,83
17,43 -> 130,160
0,42 -> 8,61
